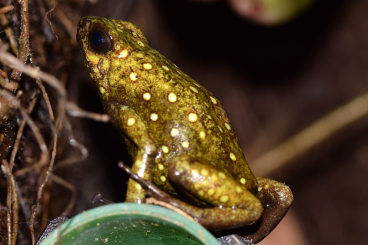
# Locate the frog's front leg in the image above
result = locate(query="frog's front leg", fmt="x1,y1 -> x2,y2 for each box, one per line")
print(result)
106,104 -> 157,203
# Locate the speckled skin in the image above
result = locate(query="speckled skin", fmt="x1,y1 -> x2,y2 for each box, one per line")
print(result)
77,17 -> 293,243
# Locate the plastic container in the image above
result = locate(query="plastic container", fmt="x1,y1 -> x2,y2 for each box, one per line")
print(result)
40,203 -> 219,245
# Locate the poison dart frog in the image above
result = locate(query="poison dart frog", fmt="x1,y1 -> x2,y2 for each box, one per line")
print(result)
77,16 -> 293,243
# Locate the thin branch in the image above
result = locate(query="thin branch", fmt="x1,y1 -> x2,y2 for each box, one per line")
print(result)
10,175 -> 18,245
66,102 -> 109,122
10,0 -> 29,82
0,5 -> 18,55
35,77 -> 54,122
145,197 -> 196,222
9,91 -> 39,172
252,91 -> 368,176
44,0 -> 58,40
0,5 -> 14,15
3,161 -> 12,245
30,117 -> 58,245
0,44 -> 67,131
53,118 -> 88,170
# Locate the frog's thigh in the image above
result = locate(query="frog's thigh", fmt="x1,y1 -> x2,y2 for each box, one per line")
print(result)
112,105 -> 157,203
242,177 -> 293,243
167,155 -> 263,230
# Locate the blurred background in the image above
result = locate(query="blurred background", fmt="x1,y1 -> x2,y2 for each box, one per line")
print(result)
1,0 -> 368,244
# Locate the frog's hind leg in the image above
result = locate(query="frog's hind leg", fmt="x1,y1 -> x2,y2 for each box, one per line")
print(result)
120,158 -> 262,230
163,155 -> 263,230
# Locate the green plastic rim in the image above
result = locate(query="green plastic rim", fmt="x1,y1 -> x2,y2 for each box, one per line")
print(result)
40,203 -> 219,245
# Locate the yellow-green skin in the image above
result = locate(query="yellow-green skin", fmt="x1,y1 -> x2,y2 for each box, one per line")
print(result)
77,16 -> 293,243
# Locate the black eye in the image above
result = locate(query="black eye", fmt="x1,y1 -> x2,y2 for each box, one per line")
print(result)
88,27 -> 113,54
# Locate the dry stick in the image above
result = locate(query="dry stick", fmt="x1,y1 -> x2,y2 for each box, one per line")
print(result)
0,45 -> 67,131
10,175 -> 18,245
9,91 -> 40,172
12,105 -> 50,177
5,93 -> 39,245
3,161 -> 12,245
44,0 -> 58,40
13,106 -> 49,245
252,91 -> 368,176
0,5 -> 14,15
10,0 -> 29,83
145,197 -> 196,222
53,118 -> 88,170
49,174 -> 77,215
67,102 -> 110,122
1,160 -> 17,245
35,77 -> 55,122
0,90 -> 48,244
0,5 -> 18,56
30,123 -> 58,244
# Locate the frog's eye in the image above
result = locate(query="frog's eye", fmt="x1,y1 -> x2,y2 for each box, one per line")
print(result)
88,27 -> 113,54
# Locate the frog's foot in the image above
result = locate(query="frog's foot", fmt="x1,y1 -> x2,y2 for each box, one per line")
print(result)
244,178 -> 293,243
220,178 -> 293,244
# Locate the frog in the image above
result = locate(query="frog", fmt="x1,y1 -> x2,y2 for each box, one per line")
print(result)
77,16 -> 293,244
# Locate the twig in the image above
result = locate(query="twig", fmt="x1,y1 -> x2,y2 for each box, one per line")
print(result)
67,102 -> 110,122
145,197 -> 196,222
252,91 -> 368,176
30,122 -> 58,245
3,161 -> 12,245
0,5 -> 18,55
0,44 -> 67,131
35,77 -> 54,122
10,175 -> 18,245
53,118 -> 88,170
49,174 -> 77,215
0,5 -> 14,15
44,0 -> 58,40
9,91 -> 40,172
10,0 -> 29,83
16,105 -> 50,174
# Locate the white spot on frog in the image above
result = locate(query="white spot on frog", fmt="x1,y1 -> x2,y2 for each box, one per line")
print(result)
130,72 -> 138,81
143,63 -> 152,70
171,128 -> 179,137
168,92 -> 177,102
127,118 -> 136,126
143,92 -> 151,100
188,113 -> 198,122
162,65 -> 170,71
230,153 -> 236,161
150,113 -> 158,121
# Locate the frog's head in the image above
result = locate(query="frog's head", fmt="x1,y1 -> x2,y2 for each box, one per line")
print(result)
77,16 -> 149,105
